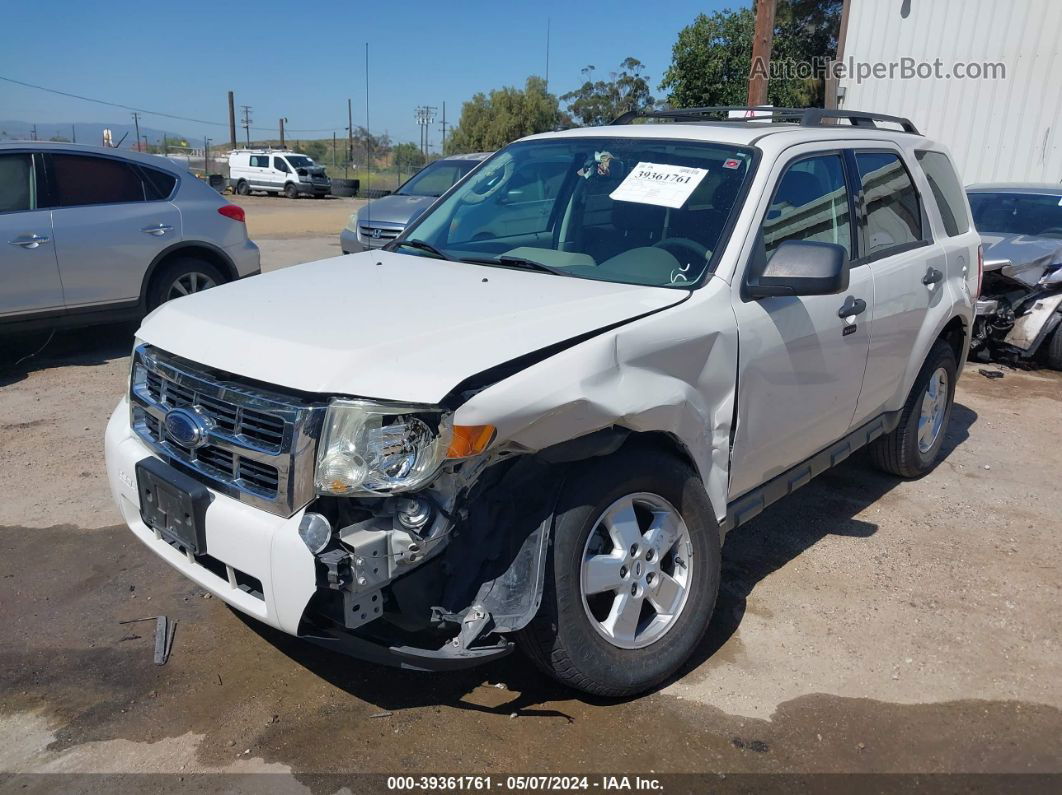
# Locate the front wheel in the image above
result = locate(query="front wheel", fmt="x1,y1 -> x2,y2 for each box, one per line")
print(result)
519,447 -> 720,697
870,340 -> 957,478
1042,325 -> 1062,370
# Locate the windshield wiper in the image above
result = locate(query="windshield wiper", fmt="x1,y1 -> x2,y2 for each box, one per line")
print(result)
460,254 -> 573,277
390,239 -> 454,260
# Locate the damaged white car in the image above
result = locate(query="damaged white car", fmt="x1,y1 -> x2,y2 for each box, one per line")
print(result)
105,108 -> 978,696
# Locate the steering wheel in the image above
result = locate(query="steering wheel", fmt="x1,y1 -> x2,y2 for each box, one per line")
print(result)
653,237 -> 710,264
462,159 -> 515,205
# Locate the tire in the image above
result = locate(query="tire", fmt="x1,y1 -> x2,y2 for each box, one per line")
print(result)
519,446 -> 721,697
284,182 -> 299,199
236,180 -> 250,196
1042,325 -> 1062,371
147,258 -> 226,310
870,339 -> 957,478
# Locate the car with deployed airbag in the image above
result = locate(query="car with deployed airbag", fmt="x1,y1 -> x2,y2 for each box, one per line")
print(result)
105,107 -> 977,697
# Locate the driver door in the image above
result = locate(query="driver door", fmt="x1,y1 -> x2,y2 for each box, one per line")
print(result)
728,148 -> 873,498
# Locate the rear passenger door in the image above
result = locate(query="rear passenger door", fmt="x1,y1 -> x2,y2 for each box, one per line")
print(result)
46,152 -> 183,308
0,151 -> 64,317
729,148 -> 874,499
849,148 -> 946,423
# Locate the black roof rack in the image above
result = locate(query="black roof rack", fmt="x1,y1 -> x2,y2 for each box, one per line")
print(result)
610,106 -> 920,135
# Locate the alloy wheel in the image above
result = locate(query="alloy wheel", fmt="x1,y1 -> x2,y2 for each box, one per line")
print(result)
917,366 -> 949,453
580,492 -> 694,650
166,272 -> 217,301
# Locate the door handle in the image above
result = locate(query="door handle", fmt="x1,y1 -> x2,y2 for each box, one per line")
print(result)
838,296 -> 867,318
8,234 -> 50,249
141,224 -> 174,236
922,267 -> 944,285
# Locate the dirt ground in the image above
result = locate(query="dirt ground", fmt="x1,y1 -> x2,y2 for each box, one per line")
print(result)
228,194 -> 366,242
1,204 -> 1060,785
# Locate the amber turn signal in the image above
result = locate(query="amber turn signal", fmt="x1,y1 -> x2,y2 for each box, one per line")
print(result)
446,424 -> 496,459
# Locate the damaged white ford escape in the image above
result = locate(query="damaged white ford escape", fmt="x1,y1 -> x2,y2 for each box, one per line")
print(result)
105,108 -> 978,696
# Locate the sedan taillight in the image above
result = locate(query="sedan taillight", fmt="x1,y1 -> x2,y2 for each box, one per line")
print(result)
218,204 -> 245,223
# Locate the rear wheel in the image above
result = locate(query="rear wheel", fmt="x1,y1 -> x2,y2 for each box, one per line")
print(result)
236,180 -> 250,196
870,340 -> 957,478
519,447 -> 720,697
284,182 -> 299,199
147,258 -> 225,310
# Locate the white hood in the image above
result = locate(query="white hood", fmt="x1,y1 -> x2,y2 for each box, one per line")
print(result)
139,252 -> 686,403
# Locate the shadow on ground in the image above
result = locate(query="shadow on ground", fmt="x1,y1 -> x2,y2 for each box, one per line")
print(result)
0,322 -> 136,388
239,403 -> 978,713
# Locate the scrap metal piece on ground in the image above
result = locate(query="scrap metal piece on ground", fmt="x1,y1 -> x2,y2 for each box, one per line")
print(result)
153,616 -> 176,665
979,369 -> 1005,379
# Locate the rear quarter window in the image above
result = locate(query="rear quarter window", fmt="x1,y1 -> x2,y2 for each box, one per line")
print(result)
141,166 -> 177,200
916,151 -> 970,236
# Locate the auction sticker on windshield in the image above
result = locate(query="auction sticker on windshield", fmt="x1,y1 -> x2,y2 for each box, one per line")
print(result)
610,162 -> 709,209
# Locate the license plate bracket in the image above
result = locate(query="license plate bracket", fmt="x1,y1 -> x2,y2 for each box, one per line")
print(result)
135,457 -> 212,555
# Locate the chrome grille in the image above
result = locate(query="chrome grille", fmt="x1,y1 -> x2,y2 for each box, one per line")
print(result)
129,345 -> 322,516
358,222 -> 403,247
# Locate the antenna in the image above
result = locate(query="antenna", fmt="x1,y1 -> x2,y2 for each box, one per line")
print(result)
545,18 -> 551,89
365,42 -> 371,234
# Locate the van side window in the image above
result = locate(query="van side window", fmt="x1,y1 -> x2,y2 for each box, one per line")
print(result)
762,154 -> 851,259
915,151 -> 969,236
51,154 -> 145,207
855,152 -> 923,254
249,155 -> 269,167
274,157 -> 289,172
0,153 -> 34,213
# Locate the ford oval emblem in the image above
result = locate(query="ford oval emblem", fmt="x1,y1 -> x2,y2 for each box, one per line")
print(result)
163,407 -> 210,449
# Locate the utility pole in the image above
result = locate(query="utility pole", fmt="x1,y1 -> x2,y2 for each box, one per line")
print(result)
204,137 -> 211,176
240,105 -> 252,147
414,106 -> 436,161
279,118 -> 286,148
332,131 -> 337,167
30,123 -> 38,141
439,102 -> 448,153
227,91 -> 237,150
347,98 -> 354,174
131,112 -> 141,151
747,0 -> 777,107
545,17 -> 551,91
71,123 -> 76,143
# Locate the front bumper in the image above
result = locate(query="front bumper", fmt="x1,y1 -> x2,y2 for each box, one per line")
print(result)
339,227 -> 364,254
298,181 -> 330,196
105,399 -> 316,634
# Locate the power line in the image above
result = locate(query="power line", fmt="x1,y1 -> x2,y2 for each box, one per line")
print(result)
0,74 -> 341,133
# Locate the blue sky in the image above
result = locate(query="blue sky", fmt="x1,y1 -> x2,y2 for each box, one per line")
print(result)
0,0 -> 743,148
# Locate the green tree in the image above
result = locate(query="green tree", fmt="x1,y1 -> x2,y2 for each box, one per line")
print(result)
445,76 -> 563,155
300,140 -> 328,162
660,1 -> 842,110
561,58 -> 657,126
392,141 -> 425,172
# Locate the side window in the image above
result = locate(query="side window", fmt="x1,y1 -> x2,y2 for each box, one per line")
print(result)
249,155 -> 268,168
0,153 -> 34,213
274,157 -> 290,173
141,166 -> 177,200
762,154 -> 851,259
915,151 -> 970,236
855,152 -> 923,254
50,154 -> 145,207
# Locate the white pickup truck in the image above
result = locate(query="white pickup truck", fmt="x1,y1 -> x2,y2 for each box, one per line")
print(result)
105,108 -> 978,697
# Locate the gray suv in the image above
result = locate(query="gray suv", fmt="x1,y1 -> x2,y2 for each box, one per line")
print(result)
340,152 -> 491,253
0,142 -> 260,332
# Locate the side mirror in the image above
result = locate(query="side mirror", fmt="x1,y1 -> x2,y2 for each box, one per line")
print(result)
746,239 -> 849,298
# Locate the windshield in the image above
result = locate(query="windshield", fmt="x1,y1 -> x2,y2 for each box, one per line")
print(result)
286,155 -> 315,168
968,192 -> 1062,238
399,137 -> 755,288
396,160 -> 477,197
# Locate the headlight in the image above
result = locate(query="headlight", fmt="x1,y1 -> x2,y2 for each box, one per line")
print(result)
314,399 -> 453,496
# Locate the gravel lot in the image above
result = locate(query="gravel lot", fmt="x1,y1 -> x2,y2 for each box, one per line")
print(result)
1,200 -> 1059,781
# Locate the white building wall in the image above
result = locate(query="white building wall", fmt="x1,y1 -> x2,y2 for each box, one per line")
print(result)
839,0 -> 1062,185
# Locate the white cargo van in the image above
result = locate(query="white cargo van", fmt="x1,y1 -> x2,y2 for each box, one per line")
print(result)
228,149 -> 331,198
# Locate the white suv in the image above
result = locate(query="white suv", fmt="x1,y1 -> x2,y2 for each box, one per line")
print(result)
105,108 -> 978,696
